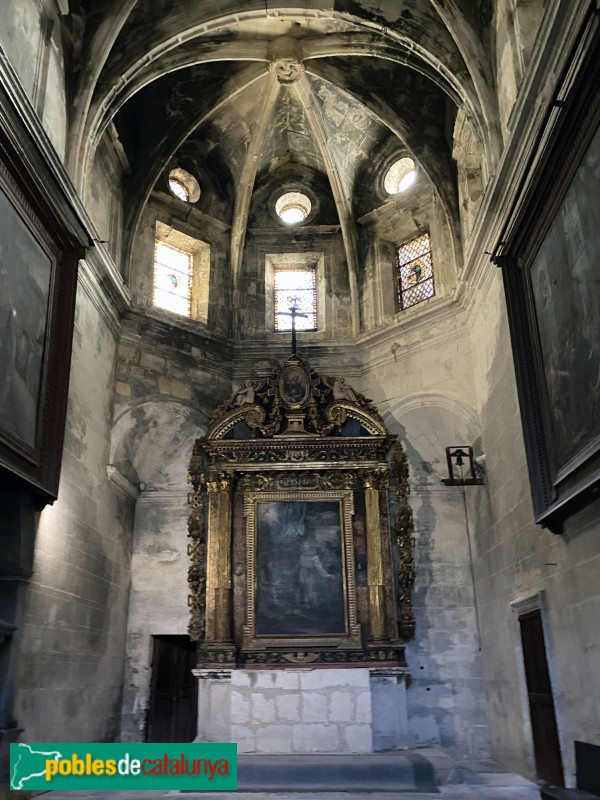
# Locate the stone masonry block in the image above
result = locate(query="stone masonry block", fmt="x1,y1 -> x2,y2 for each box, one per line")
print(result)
276,693 -> 300,722
140,351 -> 166,372
158,376 -> 172,395
299,668 -> 369,691
236,670 -> 299,690
231,691 -> 251,724
301,692 -> 328,722
115,381 -> 131,397
251,694 -> 275,724
292,723 -> 340,753
343,724 -> 372,753
170,379 -> 192,400
329,691 -> 355,722
230,724 -> 255,754
256,725 -> 292,753
355,691 -> 372,723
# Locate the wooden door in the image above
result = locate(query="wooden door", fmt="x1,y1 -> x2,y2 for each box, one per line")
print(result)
146,635 -> 197,743
519,610 -> 564,786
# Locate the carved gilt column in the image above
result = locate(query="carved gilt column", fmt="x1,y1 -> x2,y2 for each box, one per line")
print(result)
393,444 -> 416,640
204,472 -> 234,647
364,471 -> 387,642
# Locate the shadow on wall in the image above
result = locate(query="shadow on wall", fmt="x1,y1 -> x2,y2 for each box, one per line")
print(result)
395,420 -> 451,747
384,398 -> 489,757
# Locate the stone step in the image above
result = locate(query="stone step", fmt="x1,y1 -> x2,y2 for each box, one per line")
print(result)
236,753 -> 439,793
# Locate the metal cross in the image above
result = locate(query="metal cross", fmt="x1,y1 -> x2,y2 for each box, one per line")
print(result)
288,297 -> 307,356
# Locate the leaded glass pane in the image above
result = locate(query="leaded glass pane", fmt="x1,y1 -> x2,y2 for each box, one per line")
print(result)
401,278 -> 435,308
397,233 -> 435,310
153,240 -> 192,317
274,269 -> 317,331
398,233 -> 431,264
399,252 -> 433,291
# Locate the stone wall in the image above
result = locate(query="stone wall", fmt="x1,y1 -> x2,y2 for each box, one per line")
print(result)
0,0 -> 67,159
13,268 -> 134,743
468,269 -> 600,782
229,669 -> 373,754
112,316 -> 231,740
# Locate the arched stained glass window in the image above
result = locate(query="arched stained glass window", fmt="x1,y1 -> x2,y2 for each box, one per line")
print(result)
153,240 -> 193,317
274,269 -> 317,331
397,233 -> 435,310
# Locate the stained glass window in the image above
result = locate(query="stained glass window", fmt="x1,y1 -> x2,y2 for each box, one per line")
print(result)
153,240 -> 193,317
274,269 -> 317,331
397,233 -> 435,310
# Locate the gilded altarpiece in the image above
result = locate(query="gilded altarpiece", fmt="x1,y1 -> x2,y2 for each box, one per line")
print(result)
188,355 -> 415,669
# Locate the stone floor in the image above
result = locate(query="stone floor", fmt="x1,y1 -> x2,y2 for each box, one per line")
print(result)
44,751 -> 542,800
45,787 -> 540,800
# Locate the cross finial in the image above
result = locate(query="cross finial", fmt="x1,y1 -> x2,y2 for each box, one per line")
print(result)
289,296 -> 306,356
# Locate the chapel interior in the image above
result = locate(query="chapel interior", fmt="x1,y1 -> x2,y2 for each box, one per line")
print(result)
0,0 -> 599,795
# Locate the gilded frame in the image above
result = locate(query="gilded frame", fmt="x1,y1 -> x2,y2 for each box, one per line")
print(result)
242,490 -> 361,650
279,363 -> 310,408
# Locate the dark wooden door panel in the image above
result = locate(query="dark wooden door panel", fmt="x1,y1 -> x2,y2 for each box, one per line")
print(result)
147,635 -> 197,743
519,610 -> 564,787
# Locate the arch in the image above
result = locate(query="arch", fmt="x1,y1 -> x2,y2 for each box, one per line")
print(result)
384,391 -> 481,482
110,399 -> 209,491
119,64 -> 267,283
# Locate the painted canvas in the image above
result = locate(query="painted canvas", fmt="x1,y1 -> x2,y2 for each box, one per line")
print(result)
0,185 -> 52,450
255,500 -> 346,636
530,123 -> 600,472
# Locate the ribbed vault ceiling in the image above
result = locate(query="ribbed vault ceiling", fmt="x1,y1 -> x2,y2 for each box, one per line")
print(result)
61,0 -> 499,313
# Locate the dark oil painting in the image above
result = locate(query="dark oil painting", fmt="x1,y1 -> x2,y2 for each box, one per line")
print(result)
0,185 -> 52,450
530,124 -> 600,472
256,500 -> 346,636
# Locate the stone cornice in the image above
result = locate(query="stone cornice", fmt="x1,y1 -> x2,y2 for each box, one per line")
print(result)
461,0 -> 593,305
0,44 -> 91,248
151,191 -> 231,234
119,308 -> 236,379
0,42 -> 132,331
79,248 -> 131,337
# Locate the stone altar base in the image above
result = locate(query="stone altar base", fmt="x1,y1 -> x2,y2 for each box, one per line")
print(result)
194,667 -> 408,754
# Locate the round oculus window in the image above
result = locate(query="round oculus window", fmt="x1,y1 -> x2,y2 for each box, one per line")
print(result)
384,157 -> 417,194
168,178 -> 189,202
167,168 -> 201,203
275,191 -> 312,224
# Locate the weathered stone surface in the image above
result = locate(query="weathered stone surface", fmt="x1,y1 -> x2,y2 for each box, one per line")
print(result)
3,2 -> 597,791
291,723 -> 340,753
12,282 -> 134,744
256,725 -> 293,753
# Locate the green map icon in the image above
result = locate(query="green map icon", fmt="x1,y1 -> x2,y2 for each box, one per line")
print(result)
11,743 -> 63,790
10,741 -> 237,791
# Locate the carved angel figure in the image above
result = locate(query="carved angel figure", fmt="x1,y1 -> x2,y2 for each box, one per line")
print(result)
332,377 -> 358,402
230,379 -> 255,406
